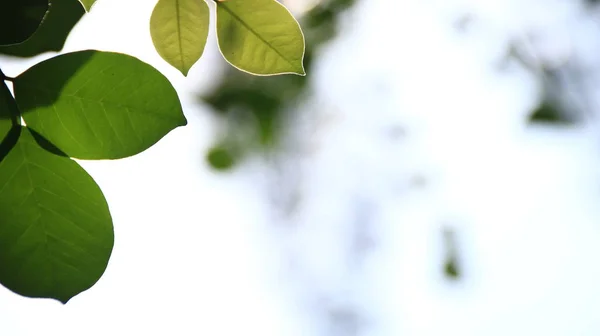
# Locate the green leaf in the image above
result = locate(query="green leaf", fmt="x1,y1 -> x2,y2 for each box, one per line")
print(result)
216,0 -> 306,76
78,0 -> 95,11
0,126 -> 113,303
0,0 -> 85,57
0,0 -> 49,45
150,0 -> 210,76
13,50 -> 187,160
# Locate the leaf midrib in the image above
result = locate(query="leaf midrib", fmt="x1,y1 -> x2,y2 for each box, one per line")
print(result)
18,83 -> 184,124
20,138 -> 54,297
175,0 -> 185,72
219,2 -> 297,67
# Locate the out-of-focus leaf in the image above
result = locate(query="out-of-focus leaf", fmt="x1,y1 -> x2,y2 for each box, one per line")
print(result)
206,145 -> 236,171
0,0 -> 49,45
444,257 -> 460,279
0,0 -> 84,57
442,227 -> 461,281
529,101 -> 575,125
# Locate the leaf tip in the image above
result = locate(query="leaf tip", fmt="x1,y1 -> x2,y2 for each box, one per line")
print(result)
55,295 -> 73,304
179,115 -> 189,127
285,63 -> 306,76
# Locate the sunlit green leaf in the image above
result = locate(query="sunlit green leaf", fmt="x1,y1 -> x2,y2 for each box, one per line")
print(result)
216,0 -> 305,76
78,0 -> 95,12
13,50 -> 187,160
0,0 -> 49,45
0,0 -> 84,57
150,0 -> 209,76
0,126 -> 113,303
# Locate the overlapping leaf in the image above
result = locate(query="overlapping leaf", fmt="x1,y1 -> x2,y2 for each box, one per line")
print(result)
150,0 -> 210,76
13,50 -> 187,160
0,0 -> 49,45
0,126 -> 113,303
216,0 -> 305,76
0,0 -> 85,57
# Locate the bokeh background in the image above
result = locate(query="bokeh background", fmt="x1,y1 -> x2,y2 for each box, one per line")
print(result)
3,0 -> 600,334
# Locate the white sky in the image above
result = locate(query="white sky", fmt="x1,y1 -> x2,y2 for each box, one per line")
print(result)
3,0 -> 600,335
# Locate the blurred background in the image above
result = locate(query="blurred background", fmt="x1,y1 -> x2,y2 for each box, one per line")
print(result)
3,0 -> 600,334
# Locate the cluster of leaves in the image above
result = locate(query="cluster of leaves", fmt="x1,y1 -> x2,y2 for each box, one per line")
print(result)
150,0 -> 305,76
0,0 -> 305,303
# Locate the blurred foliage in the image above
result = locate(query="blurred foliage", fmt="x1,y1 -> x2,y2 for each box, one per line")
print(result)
0,0 -> 47,46
206,145 -> 237,171
528,100 -> 576,125
501,39 -> 581,126
200,0 -> 581,172
453,14 -> 474,33
442,228 -> 461,280
200,0 -> 358,171
444,258 -> 459,279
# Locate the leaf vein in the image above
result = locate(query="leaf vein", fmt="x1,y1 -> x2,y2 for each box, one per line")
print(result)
219,3 -> 296,67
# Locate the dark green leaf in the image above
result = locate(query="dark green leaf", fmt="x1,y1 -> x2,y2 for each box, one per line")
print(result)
0,126 -> 113,303
0,0 -> 84,57
0,0 -> 49,45
14,50 -> 187,160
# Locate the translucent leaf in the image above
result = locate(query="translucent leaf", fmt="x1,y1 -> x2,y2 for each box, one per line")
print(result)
150,0 -> 210,76
216,0 -> 305,76
13,50 -> 187,160
78,0 -> 95,12
0,126 -> 113,303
